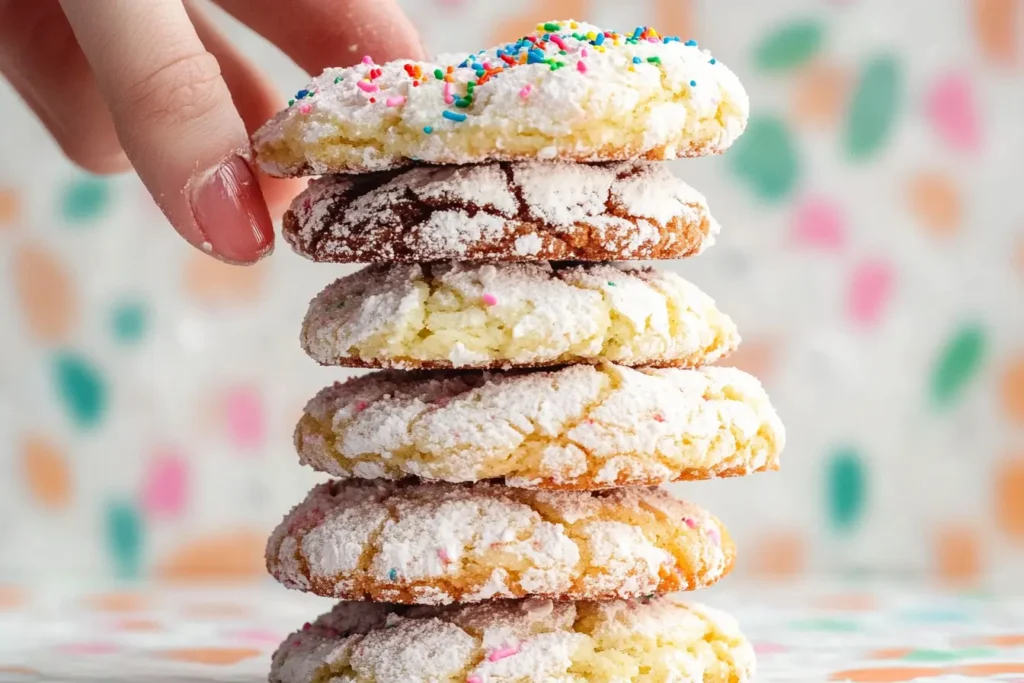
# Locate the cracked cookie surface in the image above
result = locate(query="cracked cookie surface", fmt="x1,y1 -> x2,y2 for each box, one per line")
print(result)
267,479 -> 733,604
270,596 -> 755,683
301,262 -> 738,370
284,161 -> 718,263
296,363 -> 783,489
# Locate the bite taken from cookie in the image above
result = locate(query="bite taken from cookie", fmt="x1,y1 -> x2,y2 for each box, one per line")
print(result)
267,479 -> 734,604
301,261 -> 738,370
295,363 -> 784,489
252,20 -> 749,176
284,160 -> 718,263
270,596 -> 755,683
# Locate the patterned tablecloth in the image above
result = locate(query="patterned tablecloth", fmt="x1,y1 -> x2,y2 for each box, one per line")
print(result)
2,581 -> 1024,682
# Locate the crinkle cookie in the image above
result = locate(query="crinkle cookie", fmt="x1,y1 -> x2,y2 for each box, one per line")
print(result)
252,20 -> 749,176
296,363 -> 783,489
300,262 -> 738,370
267,479 -> 733,604
284,161 -> 718,263
270,596 -> 755,683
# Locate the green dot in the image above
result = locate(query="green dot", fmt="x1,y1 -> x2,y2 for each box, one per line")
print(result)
930,323 -> 987,409
62,176 -> 111,223
826,447 -> 866,532
111,301 -> 148,344
106,500 -> 143,579
728,116 -> 800,201
845,55 -> 902,160
53,351 -> 107,429
754,21 -> 824,72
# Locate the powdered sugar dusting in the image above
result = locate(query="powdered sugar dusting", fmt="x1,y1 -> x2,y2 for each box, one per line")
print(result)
267,480 -> 732,604
283,161 -> 718,263
269,595 -> 756,683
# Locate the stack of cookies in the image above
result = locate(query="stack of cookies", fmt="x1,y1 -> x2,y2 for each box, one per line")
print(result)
252,19 -> 784,683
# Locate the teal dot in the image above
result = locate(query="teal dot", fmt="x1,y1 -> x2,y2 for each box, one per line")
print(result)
827,447 -> 866,532
62,176 -> 111,223
791,618 -> 859,632
899,648 -> 994,662
930,323 -> 987,410
728,116 -> 799,201
845,55 -> 902,160
105,500 -> 143,579
111,301 -> 147,344
53,352 -> 108,429
754,20 -> 824,72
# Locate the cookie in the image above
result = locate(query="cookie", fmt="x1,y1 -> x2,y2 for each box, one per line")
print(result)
301,262 -> 738,370
252,20 -> 749,176
296,364 -> 783,489
283,161 -> 718,263
270,596 -> 755,683
267,479 -> 733,604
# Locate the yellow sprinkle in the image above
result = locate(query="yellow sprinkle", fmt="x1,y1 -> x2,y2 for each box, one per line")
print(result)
570,21 -> 578,28
596,45 -> 606,52
587,31 -> 596,40
649,29 -> 660,38
536,23 -> 545,31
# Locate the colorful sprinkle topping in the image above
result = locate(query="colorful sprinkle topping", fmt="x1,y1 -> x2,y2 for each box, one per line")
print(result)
488,645 -> 520,662
443,111 -> 467,122
482,293 -> 498,306
388,568 -> 398,581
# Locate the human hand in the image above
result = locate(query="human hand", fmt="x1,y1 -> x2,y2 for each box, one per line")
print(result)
0,0 -> 422,264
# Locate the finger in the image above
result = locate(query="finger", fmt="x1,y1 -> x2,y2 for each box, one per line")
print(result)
0,0 -> 127,173
184,0 -> 302,216
212,0 -> 424,73
59,0 -> 273,264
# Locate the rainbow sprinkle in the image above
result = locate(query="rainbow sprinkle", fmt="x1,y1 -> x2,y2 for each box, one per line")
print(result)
482,293 -> 498,306
357,80 -> 378,93
443,111 -> 467,122
488,645 -> 520,662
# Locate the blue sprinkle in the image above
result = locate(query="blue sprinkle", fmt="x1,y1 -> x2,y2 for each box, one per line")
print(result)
594,33 -> 605,46
295,89 -> 309,99
443,111 -> 467,122
664,36 -> 680,43
690,80 -> 697,87
458,59 -> 468,68
423,126 -> 433,134
632,56 -> 642,64
389,569 -> 398,581
542,33 -> 551,41
632,26 -> 644,39
528,49 -> 545,64
709,58 -> 717,65
684,39 -> 698,47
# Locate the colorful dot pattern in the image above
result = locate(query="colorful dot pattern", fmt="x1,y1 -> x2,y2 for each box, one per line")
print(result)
0,2 -> 1022,588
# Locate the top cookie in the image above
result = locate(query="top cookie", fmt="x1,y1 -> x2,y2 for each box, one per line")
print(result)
252,20 -> 749,176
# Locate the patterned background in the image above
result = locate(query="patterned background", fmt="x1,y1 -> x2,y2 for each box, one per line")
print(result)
0,0 -> 1022,587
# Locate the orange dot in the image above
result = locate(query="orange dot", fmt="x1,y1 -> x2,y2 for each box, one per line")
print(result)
999,354 -> 1024,424
829,667 -> 943,682
935,524 -> 983,584
792,61 -> 849,128
156,530 -> 265,582
0,586 -> 26,611
13,242 -> 77,343
20,434 -> 72,509
956,663 -> 1024,676
750,530 -> 805,579
0,187 -> 19,227
995,456 -> 1024,540
183,251 -> 268,305
0,666 -> 39,676
715,338 -> 776,383
974,0 -> 1018,66
867,648 -> 916,660
159,648 -> 261,666
960,634 -> 1024,647
85,592 -> 148,613
907,172 -> 961,236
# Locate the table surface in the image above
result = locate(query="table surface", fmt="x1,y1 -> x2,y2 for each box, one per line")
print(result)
2,581 -> 1024,682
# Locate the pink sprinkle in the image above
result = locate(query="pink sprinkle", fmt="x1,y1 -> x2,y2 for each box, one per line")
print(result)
354,401 -> 368,413
581,48 -> 588,57
482,293 -> 498,306
488,645 -> 519,662
302,622 -> 312,631
683,516 -> 698,529
653,413 -> 664,422
468,677 -> 483,683
443,81 -> 454,104
707,526 -> 721,546
648,36 -> 659,43
550,35 -> 567,50
298,103 -> 312,114
357,80 -> 378,93
519,84 -> 532,99
386,95 -> 407,107
577,61 -> 587,73
361,55 -> 373,65
438,548 -> 450,563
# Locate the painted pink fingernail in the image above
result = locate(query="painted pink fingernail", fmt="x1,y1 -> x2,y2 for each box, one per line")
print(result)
187,154 -> 274,264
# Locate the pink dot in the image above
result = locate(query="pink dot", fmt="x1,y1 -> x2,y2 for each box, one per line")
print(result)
467,677 -> 483,683
142,449 -> 188,519
926,73 -> 980,153
482,293 -> 498,306
298,103 -> 312,115
224,387 -> 265,450
361,55 -> 373,65
683,517 -> 698,529
577,61 -> 587,73
519,84 -> 532,99
792,197 -> 846,251
847,259 -> 894,327
386,96 -> 407,107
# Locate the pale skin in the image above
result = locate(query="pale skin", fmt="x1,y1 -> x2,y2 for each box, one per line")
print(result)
0,0 -> 423,264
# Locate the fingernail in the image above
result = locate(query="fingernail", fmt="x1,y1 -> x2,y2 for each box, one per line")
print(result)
187,154 -> 274,264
